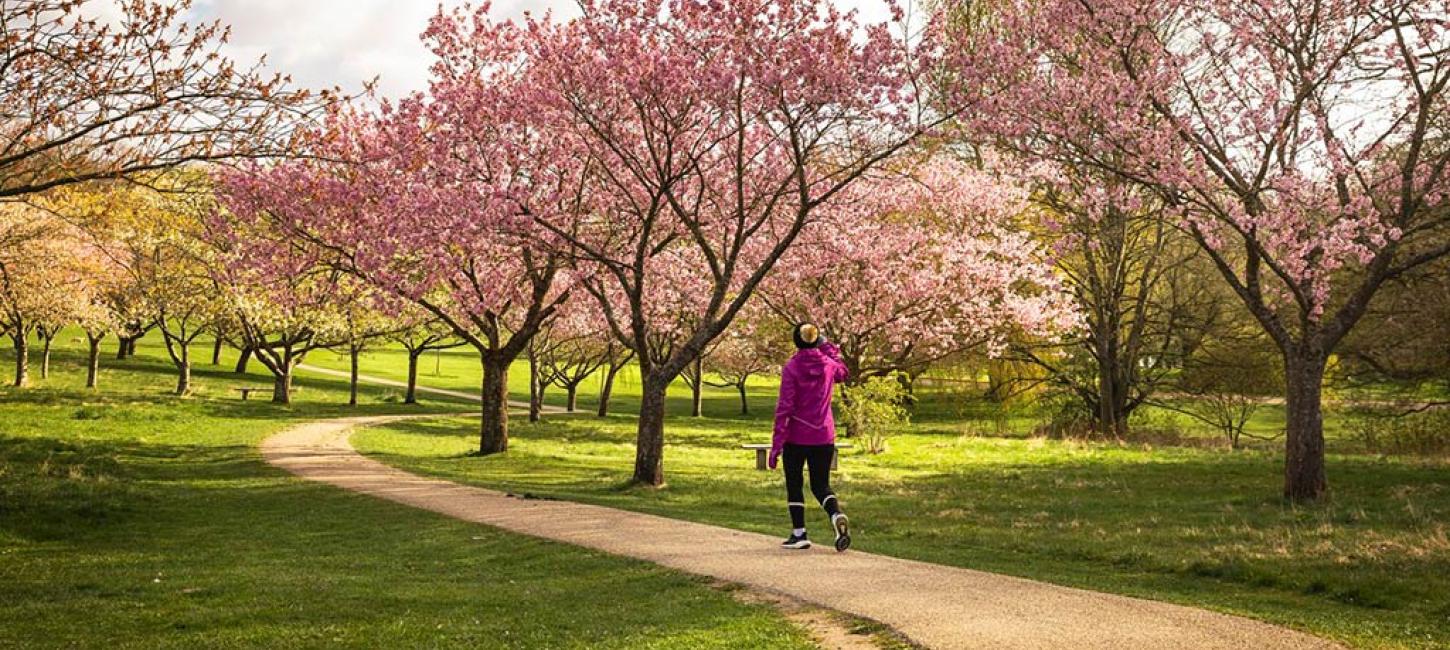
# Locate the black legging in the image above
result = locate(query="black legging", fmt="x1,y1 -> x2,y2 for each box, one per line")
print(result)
783,443 -> 841,529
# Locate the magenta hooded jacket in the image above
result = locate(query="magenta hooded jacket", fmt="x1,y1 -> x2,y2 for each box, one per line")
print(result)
771,342 -> 850,457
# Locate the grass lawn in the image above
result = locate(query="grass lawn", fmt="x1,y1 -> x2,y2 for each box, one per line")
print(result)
0,333 -> 815,649
355,407 -> 1450,649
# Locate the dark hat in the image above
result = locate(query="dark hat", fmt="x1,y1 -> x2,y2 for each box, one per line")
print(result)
792,323 -> 822,350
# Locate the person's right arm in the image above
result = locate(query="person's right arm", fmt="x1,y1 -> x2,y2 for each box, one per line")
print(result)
820,341 -> 849,383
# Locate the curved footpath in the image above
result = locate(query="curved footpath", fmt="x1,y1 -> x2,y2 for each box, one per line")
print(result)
262,415 -> 1342,650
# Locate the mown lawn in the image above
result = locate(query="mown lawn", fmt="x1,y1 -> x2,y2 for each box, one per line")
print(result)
0,334 -> 814,649
355,408 -> 1450,649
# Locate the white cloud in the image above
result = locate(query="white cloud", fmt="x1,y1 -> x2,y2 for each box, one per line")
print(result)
183,0 -> 901,100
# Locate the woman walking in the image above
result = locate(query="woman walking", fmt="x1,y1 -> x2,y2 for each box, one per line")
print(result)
768,323 -> 851,551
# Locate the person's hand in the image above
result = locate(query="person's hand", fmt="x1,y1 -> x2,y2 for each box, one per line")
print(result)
820,341 -> 841,359
768,448 -> 781,470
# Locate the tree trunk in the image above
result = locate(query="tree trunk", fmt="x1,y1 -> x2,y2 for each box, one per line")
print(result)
175,359 -> 191,396
1282,352 -> 1329,502
405,350 -> 421,404
632,377 -> 668,486
1097,354 -> 1127,437
117,336 -> 138,359
566,384 -> 578,412
478,357 -> 509,454
39,335 -> 52,379
528,351 -> 542,423
272,368 -> 292,404
738,382 -> 749,415
690,358 -> 703,417
212,335 -> 224,365
348,347 -> 360,406
840,353 -> 862,437
235,346 -> 253,373
12,334 -> 28,387
597,365 -> 619,417
86,336 -> 102,389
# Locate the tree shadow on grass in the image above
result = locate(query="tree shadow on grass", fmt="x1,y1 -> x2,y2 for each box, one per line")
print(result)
1,431 -> 810,649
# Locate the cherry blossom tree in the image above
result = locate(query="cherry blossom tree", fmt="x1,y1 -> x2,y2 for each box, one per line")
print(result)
947,0 -> 1450,500
532,305 -> 614,414
206,201 -> 351,404
457,0 -> 964,484
763,157 -> 1077,390
0,202 -> 93,386
217,94 -> 577,451
593,342 -> 635,418
704,319 -> 787,416
389,313 -> 463,405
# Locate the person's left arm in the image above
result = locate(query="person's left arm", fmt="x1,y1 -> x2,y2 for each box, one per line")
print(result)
769,366 -> 797,469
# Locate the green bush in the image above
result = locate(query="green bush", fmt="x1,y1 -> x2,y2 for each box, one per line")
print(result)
840,375 -> 911,454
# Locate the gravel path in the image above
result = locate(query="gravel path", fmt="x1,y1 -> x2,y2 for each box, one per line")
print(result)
262,415 -> 1342,650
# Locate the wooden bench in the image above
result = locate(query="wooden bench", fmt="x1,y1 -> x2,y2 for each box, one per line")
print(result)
233,386 -> 268,400
233,386 -> 302,400
741,443 -> 853,471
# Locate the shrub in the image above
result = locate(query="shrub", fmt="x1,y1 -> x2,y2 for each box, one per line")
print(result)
840,375 -> 911,454
1168,335 -> 1284,449
1346,409 -> 1450,457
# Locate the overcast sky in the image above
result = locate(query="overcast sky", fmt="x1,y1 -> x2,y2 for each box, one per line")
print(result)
183,1 -> 897,100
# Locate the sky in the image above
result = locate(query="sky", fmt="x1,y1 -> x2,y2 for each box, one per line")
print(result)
184,0 -> 897,100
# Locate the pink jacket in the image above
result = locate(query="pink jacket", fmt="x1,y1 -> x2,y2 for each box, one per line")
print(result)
771,342 -> 849,456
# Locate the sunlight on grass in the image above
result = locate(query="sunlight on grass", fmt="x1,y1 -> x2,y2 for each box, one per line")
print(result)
357,413 -> 1450,650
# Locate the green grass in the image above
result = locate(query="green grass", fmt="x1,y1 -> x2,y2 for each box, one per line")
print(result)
12,331 -> 1448,648
0,332 -> 815,649
354,410 -> 1450,649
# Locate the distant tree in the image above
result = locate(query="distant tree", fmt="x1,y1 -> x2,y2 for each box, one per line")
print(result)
0,203 -> 92,386
338,291 -> 400,406
74,294 -> 117,389
390,315 -> 463,405
1341,256 -> 1450,409
47,176 -> 230,395
593,342 -> 635,418
536,309 -> 614,414
1010,167 -> 1231,436
704,322 -> 784,416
